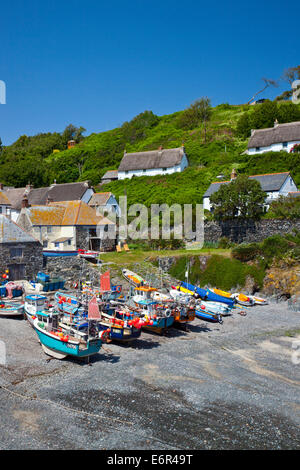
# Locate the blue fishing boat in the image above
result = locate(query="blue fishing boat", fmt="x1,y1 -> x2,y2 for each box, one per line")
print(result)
132,286 -> 174,334
195,307 -> 223,323
33,310 -> 103,360
179,282 -> 235,308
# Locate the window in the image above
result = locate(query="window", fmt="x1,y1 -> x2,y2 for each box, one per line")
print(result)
10,248 -> 23,258
54,242 -> 60,248
143,169 -> 146,173
256,147 -> 260,151
0,207 -> 2,214
282,142 -> 288,148
43,241 -> 48,248
162,168 -> 167,171
47,226 -> 52,233
67,239 -> 71,246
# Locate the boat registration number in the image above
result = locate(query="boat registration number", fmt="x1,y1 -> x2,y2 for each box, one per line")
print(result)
112,328 -> 122,334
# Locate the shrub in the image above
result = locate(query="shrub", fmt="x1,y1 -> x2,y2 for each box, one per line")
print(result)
232,243 -> 261,262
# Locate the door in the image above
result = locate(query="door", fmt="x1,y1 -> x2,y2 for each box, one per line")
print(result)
8,264 -> 25,281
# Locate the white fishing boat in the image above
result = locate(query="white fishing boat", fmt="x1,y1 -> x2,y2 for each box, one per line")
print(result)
0,300 -> 24,317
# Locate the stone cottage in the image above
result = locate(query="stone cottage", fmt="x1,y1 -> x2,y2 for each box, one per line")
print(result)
17,199 -> 116,252
0,214 -> 43,281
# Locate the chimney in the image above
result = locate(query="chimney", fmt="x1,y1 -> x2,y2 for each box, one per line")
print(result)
0,183 -> 3,190
158,145 -> 163,150
274,119 -> 279,127
231,168 -> 237,180
46,195 -> 54,205
21,194 -> 30,209
67,140 -> 76,149
251,129 -> 255,136
26,183 -> 33,191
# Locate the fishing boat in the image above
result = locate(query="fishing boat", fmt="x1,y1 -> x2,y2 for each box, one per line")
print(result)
170,303 -> 196,325
151,291 -> 172,302
195,305 -> 223,323
132,286 -> 174,334
32,309 -> 103,360
24,294 -> 49,325
196,299 -> 232,316
122,268 -> 147,287
178,282 -> 235,308
0,300 -> 24,317
77,249 -> 101,260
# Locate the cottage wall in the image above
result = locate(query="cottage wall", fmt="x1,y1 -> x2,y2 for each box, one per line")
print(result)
0,241 -> 43,280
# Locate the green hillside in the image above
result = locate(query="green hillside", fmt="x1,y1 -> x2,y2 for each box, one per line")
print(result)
1,100 -> 300,206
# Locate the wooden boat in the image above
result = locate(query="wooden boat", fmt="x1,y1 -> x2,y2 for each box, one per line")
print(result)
122,268 -> 147,287
171,304 -> 195,324
0,300 -> 24,317
56,291 -> 142,343
33,310 -> 103,360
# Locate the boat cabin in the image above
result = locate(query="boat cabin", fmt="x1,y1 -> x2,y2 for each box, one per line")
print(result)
25,294 -> 47,316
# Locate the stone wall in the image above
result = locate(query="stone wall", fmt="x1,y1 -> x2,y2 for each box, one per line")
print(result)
0,241 -> 43,280
43,255 -> 101,287
204,218 -> 300,244
75,226 -> 116,252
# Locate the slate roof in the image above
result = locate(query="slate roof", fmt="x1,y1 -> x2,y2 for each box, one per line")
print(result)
248,121 -> 300,148
118,147 -> 186,172
0,191 -> 11,206
0,215 -> 40,244
4,181 -> 92,210
203,172 -> 292,198
24,201 -> 107,226
101,170 -> 118,180
89,192 -> 112,206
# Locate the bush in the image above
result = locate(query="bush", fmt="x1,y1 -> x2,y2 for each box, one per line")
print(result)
232,243 -> 261,262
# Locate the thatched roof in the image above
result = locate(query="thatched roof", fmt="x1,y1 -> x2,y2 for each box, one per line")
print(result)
118,147 -> 186,172
248,121 -> 300,149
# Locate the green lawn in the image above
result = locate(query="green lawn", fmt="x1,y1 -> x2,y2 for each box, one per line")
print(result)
100,247 -> 232,266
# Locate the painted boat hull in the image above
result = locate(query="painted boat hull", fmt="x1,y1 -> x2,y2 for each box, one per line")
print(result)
142,315 -> 174,334
195,309 -> 222,323
34,324 -> 102,359
0,302 -> 24,317
180,282 -> 235,307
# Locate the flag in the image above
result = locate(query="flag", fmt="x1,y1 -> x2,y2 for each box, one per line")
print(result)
100,270 -> 111,292
88,295 -> 101,320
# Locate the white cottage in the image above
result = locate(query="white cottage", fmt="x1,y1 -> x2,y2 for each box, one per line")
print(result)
203,172 -> 299,212
248,121 -> 300,155
117,146 -> 188,180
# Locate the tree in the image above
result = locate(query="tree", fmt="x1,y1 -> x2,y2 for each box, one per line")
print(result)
62,124 -> 86,146
282,65 -> 300,86
210,175 -> 266,220
247,78 -> 278,105
178,97 -> 212,141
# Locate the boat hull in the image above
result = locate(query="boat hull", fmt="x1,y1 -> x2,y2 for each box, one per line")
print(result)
34,325 -> 102,359
142,315 -> 174,334
195,309 -> 222,323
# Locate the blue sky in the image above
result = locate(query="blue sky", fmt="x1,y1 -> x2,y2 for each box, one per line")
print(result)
0,0 -> 299,144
